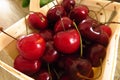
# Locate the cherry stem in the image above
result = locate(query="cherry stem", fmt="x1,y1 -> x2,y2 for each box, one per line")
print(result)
52,0 -> 65,31
0,27 -> 17,40
73,22 -> 83,57
59,14 -> 65,31
89,10 -> 99,21
78,0 -> 83,5
97,3 -> 107,23
25,16 -> 29,35
47,63 -> 52,80
76,59 -> 102,80
96,1 -> 114,15
53,68 -> 60,79
107,6 -> 117,23
102,21 -> 120,25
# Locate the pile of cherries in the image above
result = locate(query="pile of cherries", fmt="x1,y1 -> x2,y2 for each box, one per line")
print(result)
14,0 -> 112,80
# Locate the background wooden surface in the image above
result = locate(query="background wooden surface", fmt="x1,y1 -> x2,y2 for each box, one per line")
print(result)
0,0 -> 120,80
0,0 -> 29,29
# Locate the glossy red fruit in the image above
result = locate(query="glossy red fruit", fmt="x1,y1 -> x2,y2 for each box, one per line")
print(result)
100,25 -> 112,37
17,33 -> 46,60
78,19 -> 109,46
54,29 -> 80,54
42,41 -> 59,63
28,12 -> 48,29
14,55 -> 41,75
47,5 -> 66,25
70,5 -> 89,24
54,17 -> 74,33
36,71 -> 51,80
61,0 -> 75,13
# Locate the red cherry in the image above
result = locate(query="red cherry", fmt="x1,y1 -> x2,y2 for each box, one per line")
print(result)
54,29 -> 80,54
36,71 -> 51,80
70,5 -> 89,24
42,41 -> 59,63
61,0 -> 75,13
17,33 -> 46,60
84,44 -> 106,67
14,55 -> 41,75
100,25 -> 112,37
28,12 -> 48,29
47,5 -> 66,25
78,18 -> 109,46
54,17 -> 74,33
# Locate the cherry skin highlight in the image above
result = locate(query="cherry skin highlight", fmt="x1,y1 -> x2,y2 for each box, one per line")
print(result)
17,33 -> 46,60
54,29 -> 80,54
28,12 -> 48,30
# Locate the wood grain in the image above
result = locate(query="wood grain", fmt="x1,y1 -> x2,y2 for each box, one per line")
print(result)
0,0 -> 29,29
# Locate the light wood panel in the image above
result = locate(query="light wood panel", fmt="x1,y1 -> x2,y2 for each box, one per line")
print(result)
0,0 -> 29,29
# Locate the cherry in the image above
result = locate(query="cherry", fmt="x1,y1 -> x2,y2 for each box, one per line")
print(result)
28,12 -> 48,29
17,33 -> 46,60
42,41 -> 59,63
47,5 -> 66,25
39,29 -> 54,41
70,5 -> 89,24
78,18 -> 109,46
54,17 -> 74,33
54,29 -> 80,54
14,55 -> 41,75
64,58 -> 93,80
100,25 -> 112,37
83,44 -> 106,67
61,0 -> 75,13
36,71 -> 51,80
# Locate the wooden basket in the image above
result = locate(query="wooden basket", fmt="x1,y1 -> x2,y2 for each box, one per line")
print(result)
0,0 -> 120,80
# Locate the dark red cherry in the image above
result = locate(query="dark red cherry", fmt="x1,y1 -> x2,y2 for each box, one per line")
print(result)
70,5 -> 89,24
100,25 -> 112,37
78,19 -> 109,46
39,29 -> 54,41
42,41 -> 59,63
36,71 -> 51,80
54,29 -> 80,54
64,58 -> 93,80
54,17 -> 74,33
84,44 -> 106,67
61,0 -> 75,13
28,12 -> 48,29
47,5 -> 66,25
17,33 -> 46,60
14,55 -> 41,75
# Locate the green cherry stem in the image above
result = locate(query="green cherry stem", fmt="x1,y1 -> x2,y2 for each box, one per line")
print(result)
97,3 -> 107,23
53,68 -> 60,79
73,22 -> 83,57
96,1 -> 114,15
47,63 -> 52,80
